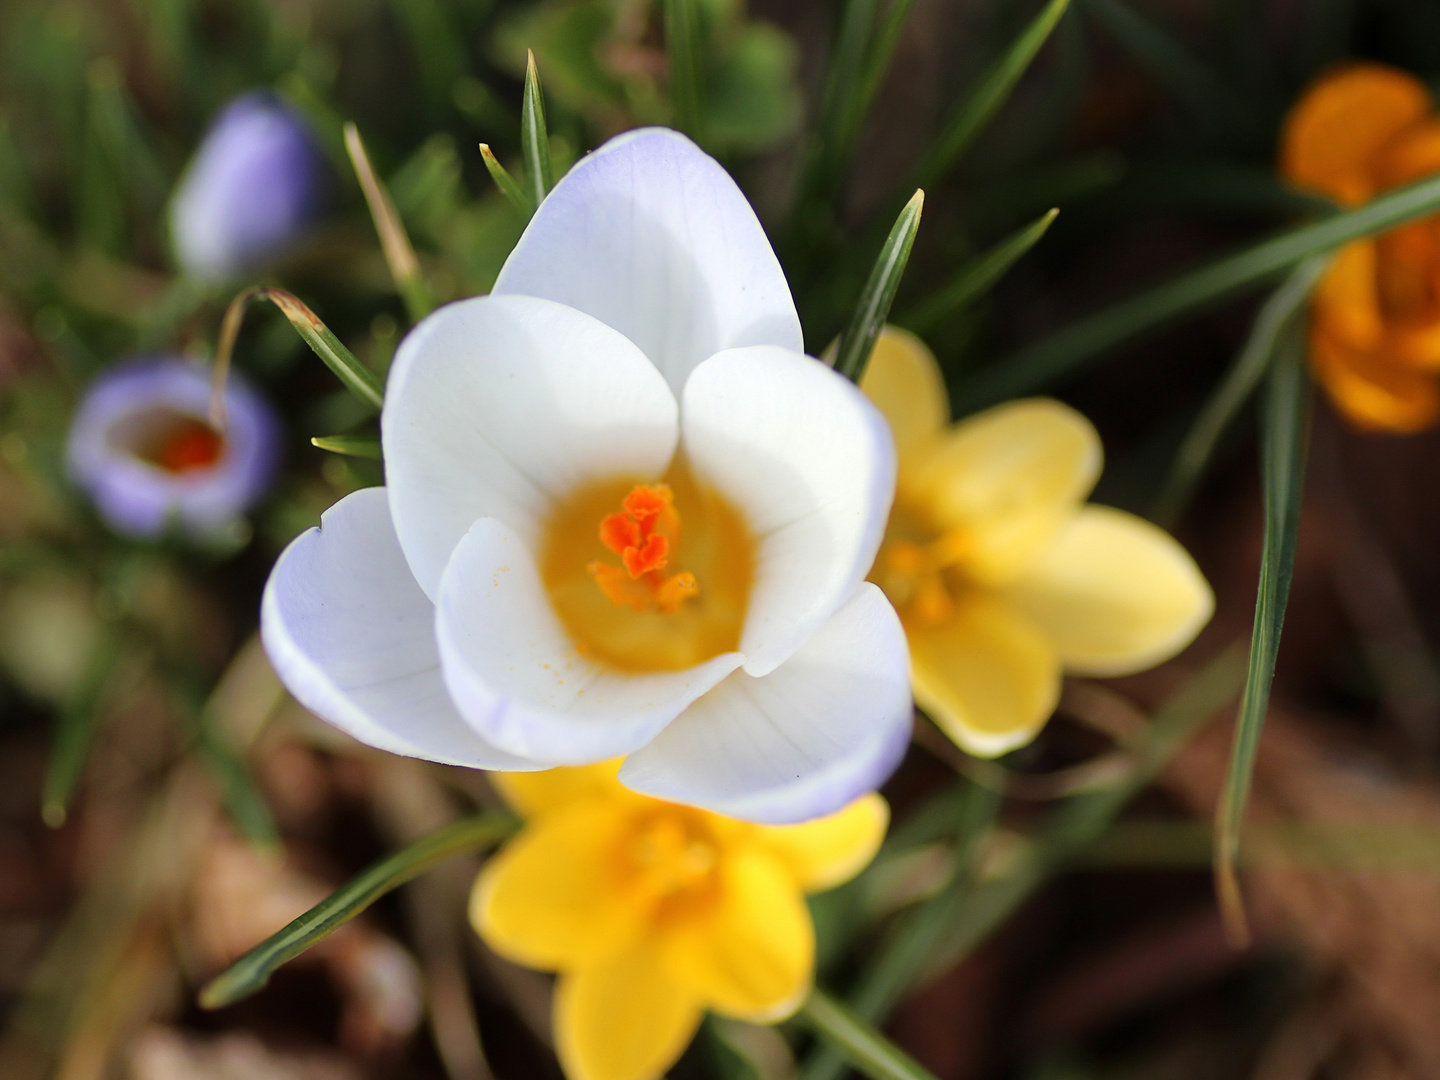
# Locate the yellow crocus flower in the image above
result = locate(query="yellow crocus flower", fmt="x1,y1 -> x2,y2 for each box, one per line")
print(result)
471,761 -> 888,1080
860,327 -> 1215,757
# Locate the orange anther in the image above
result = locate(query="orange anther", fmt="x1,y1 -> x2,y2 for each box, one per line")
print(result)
599,511 -> 643,557
590,484 -> 697,613
622,532 -> 669,578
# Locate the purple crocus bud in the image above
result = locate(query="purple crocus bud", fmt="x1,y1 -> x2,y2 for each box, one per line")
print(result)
170,92 -> 324,282
67,359 -> 281,540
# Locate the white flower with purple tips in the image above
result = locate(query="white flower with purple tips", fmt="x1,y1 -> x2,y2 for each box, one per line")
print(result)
67,358 -> 280,540
261,129 -> 914,825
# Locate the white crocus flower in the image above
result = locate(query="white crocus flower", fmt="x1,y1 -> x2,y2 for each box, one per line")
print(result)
262,129 -> 912,824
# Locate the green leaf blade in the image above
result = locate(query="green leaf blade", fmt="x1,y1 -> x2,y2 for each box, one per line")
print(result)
902,207 -> 1058,334
1214,331 -> 1312,945
199,812 -> 517,1009
522,50 -> 554,206
1152,254 -> 1328,526
664,0 -> 705,144
310,434 -> 383,460
956,170 -> 1440,411
480,143 -> 534,218
798,989 -> 939,1080
835,189 -> 925,382
916,0 -> 1071,188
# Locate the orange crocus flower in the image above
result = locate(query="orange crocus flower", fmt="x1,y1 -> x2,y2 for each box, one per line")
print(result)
1282,63 -> 1440,432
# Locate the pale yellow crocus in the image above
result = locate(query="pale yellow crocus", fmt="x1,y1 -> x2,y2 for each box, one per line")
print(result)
860,327 -> 1215,757
471,761 -> 888,1080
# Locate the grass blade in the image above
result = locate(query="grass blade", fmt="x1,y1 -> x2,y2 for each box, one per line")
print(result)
664,0 -> 705,143
1214,328 -> 1312,947
797,989 -> 939,1080
902,208 -> 1058,334
41,637 -> 118,828
344,123 -> 435,324
1151,254 -> 1327,526
916,0 -> 1071,189
845,0 -> 922,159
214,287 -> 384,414
197,725 -> 279,848
801,782 -> 1000,1080
816,0 -> 882,170
310,434 -> 382,459
802,645 -> 1246,1080
835,190 -> 925,382
522,50 -> 553,206
1078,0 -> 1237,132
955,169 -> 1440,411
199,812 -> 517,1008
479,143 -> 533,217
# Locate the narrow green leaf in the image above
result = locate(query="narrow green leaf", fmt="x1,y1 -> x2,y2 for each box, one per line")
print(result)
664,0 -> 705,143
41,637 -> 119,828
198,729 -> 279,848
800,783 -> 999,1080
1152,254 -> 1327,526
847,0 -> 921,154
1215,330 -> 1311,946
344,123 -> 435,324
902,208 -> 1058,334
200,812 -> 518,1008
522,50 -> 553,206
1078,0 -> 1238,131
214,287 -> 384,416
915,0 -> 1071,188
955,169 -> 1440,411
834,190 -> 924,382
310,434 -> 382,459
802,646 -> 1246,1080
479,143 -> 534,217
816,0 -> 882,167
797,989 -> 940,1080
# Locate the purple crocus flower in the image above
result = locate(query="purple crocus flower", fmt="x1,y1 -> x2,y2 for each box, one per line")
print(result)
170,92 -> 324,282
67,359 -> 281,540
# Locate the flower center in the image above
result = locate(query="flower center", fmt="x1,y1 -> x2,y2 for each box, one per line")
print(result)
626,810 -> 720,899
588,484 -> 700,615
540,458 -> 754,673
111,408 -> 226,475
870,504 -> 970,629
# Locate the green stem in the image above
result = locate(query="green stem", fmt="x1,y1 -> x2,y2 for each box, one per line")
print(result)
1151,254 -> 1327,526
798,988 -> 940,1080
835,190 -> 924,382
199,812 -> 517,1008
955,171 -> 1440,411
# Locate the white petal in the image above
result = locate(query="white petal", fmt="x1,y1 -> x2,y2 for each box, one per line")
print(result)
383,294 -> 679,599
492,128 -> 802,392
435,517 -> 744,765
682,346 -> 896,677
261,487 -> 542,771
620,584 -> 911,824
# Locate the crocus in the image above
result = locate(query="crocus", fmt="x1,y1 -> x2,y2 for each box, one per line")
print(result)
170,92 -> 324,282
860,328 -> 1213,757
1282,63 -> 1440,432
473,760 -> 887,1080
67,358 -> 280,540
263,129 -> 912,823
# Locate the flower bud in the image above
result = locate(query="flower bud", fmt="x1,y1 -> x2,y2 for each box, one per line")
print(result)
67,358 -> 280,539
170,93 -> 324,282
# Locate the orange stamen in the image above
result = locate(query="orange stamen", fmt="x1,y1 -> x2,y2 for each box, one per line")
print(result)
152,420 -> 225,474
588,484 -> 699,613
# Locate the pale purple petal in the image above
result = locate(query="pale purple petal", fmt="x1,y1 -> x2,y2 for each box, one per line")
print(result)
67,358 -> 280,539
170,92 -> 325,282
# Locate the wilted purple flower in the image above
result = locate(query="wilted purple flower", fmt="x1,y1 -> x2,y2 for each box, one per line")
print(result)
170,93 -> 324,282
67,359 -> 280,539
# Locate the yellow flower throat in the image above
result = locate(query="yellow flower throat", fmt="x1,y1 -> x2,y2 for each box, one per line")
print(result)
870,503 -> 971,629
541,460 -> 754,673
